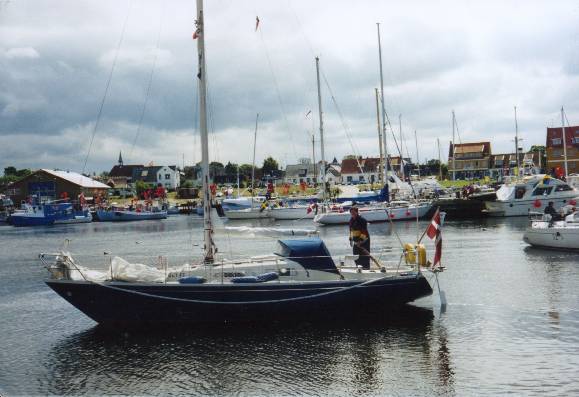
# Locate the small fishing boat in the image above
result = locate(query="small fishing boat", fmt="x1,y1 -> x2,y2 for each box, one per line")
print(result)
96,207 -> 167,222
10,200 -> 91,226
523,211 -> 579,250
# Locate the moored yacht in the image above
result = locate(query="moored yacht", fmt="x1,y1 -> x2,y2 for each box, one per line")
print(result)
523,211 -> 579,250
484,175 -> 579,217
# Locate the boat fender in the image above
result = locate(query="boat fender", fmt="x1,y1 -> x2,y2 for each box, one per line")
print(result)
178,276 -> 206,284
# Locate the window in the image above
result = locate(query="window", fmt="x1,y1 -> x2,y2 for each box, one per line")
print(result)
165,174 -> 171,180
359,175 -> 365,181
515,187 -> 526,199
532,187 -> 553,196
552,138 -> 562,145
554,184 -> 572,192
347,176 -> 353,182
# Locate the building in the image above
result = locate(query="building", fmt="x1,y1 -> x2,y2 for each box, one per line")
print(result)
5,169 -> 110,205
284,163 -> 318,185
489,152 -> 542,179
132,165 -> 181,190
546,126 -> 579,175
340,157 -> 380,184
448,142 -> 492,179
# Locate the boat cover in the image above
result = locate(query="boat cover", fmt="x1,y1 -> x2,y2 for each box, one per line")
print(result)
276,238 -> 339,275
231,272 -> 279,283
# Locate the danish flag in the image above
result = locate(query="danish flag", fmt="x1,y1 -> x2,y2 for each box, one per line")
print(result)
426,208 -> 442,267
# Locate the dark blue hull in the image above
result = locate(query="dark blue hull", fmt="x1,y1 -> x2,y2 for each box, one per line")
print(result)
46,275 -> 432,325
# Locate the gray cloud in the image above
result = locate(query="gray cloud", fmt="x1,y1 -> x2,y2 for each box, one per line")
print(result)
1,0 -> 579,174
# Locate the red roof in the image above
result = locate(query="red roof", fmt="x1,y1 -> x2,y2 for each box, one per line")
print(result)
340,157 -> 380,174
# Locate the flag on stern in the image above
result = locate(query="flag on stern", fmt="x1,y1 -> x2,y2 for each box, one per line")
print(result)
426,208 -> 442,267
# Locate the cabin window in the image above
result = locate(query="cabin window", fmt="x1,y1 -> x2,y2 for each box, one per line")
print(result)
515,187 -> 526,199
554,184 -> 572,192
532,187 -> 553,196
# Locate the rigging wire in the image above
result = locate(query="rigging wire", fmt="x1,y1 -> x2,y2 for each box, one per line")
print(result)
255,16 -> 297,159
82,0 -> 133,175
129,2 -> 166,163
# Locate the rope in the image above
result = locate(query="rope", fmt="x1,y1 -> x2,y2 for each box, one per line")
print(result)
129,2 -> 165,162
256,18 -> 297,159
81,0 -> 133,175
93,273 -> 415,305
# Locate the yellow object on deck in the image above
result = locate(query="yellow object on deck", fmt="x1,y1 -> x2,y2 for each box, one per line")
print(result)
404,243 -> 427,266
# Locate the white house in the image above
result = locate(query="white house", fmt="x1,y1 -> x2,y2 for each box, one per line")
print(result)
155,166 -> 181,190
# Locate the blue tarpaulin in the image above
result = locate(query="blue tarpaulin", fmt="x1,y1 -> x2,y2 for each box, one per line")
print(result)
276,238 -> 339,275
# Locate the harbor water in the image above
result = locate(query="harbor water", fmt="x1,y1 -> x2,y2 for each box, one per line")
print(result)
0,215 -> 578,396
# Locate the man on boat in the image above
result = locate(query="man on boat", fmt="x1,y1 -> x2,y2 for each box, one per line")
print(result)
544,201 -> 561,224
349,206 -> 370,269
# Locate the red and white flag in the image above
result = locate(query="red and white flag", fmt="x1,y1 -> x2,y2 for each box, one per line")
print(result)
426,208 -> 442,267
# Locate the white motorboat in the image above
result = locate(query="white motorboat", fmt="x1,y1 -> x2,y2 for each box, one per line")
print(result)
484,175 -> 579,217
314,201 -> 432,225
523,211 -> 579,250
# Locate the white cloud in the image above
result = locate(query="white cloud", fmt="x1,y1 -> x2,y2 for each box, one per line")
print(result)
4,47 -> 39,59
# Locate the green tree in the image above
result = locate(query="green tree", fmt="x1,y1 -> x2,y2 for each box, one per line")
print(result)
262,157 -> 279,176
4,166 -> 17,176
135,180 -> 148,196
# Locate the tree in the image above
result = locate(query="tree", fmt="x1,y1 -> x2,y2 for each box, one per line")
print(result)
224,162 -> 238,183
262,157 -> 279,176
4,166 -> 17,176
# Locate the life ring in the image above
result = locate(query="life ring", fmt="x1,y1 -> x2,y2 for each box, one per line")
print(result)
533,199 -> 542,208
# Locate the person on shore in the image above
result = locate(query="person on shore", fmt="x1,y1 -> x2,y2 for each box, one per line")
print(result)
349,207 -> 370,269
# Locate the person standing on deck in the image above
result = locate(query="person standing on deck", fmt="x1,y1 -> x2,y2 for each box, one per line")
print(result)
349,207 -> 371,269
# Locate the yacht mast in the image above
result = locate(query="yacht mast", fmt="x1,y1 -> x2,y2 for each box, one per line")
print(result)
561,107 -> 569,178
195,0 -> 214,262
375,88 -> 383,183
377,23 -> 389,182
437,138 -> 442,180
414,130 -> 420,178
451,110 -> 456,181
399,114 -> 404,180
251,113 -> 259,209
315,57 -> 326,202
514,106 -> 520,175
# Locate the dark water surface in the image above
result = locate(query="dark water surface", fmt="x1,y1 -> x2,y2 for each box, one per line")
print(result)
1,214 -> 578,396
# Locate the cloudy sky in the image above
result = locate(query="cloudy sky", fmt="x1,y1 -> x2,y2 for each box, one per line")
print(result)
1,0 -> 579,174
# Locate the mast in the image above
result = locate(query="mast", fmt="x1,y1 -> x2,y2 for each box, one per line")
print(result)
251,113 -> 259,208
437,138 -> 442,180
451,110 -> 456,181
514,106 -> 520,176
375,88 -> 383,183
377,23 -> 389,182
311,133 -> 316,185
399,114 -> 404,180
195,0 -> 214,263
315,57 -> 326,202
414,130 -> 420,178
561,107 -> 569,178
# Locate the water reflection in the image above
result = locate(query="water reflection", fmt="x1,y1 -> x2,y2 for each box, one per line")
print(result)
40,306 -> 457,395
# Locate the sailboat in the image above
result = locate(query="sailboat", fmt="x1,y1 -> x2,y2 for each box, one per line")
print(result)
41,1 -> 436,326
224,114 -> 271,220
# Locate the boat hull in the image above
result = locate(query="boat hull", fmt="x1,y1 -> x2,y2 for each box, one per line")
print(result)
45,275 -> 432,325
485,197 -> 577,217
225,208 -> 270,219
314,204 -> 431,225
96,210 -> 167,222
270,207 -> 315,220
523,226 -> 579,250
